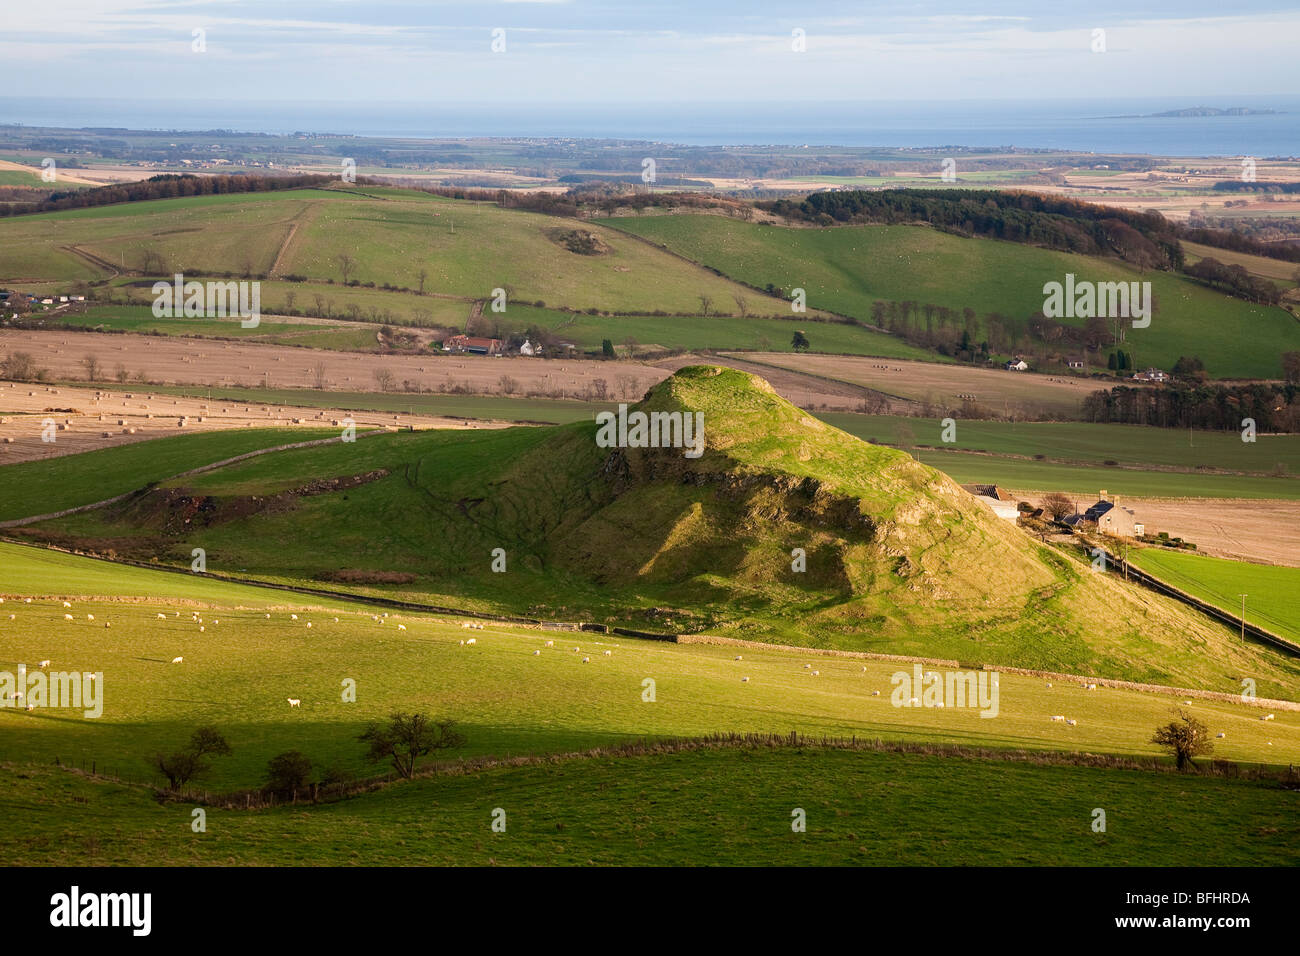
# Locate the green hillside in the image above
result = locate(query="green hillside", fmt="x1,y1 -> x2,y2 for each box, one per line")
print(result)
14,366 -> 1300,692
601,215 -> 1300,379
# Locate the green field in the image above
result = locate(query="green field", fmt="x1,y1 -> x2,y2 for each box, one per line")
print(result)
5,747 -> 1295,866
0,188 -> 770,316
601,215 -> 1300,379
1127,549 -> 1300,643
0,427 -> 338,521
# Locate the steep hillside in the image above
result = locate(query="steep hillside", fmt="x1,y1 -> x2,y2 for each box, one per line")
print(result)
17,366 -> 1300,694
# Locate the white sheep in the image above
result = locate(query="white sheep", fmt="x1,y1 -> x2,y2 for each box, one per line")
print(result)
1216,732 -> 1226,738
396,623 -> 407,631
291,614 -> 298,621
265,613 -> 271,619
533,650 -> 541,656
603,650 -> 612,656
38,659 -> 50,667
171,656 -> 183,664
582,657 -> 590,663
1046,683 -> 1052,688
1262,714 -> 1275,721
305,622 -> 312,629
803,663 -> 811,669
466,638 -> 476,645
1051,715 -> 1065,721
156,613 -> 167,620
741,677 -> 750,682
1065,719 -> 1077,726
199,626 -> 205,632
735,655 -> 742,661
62,601 -> 71,608
871,690 -> 880,696
811,670 -> 820,676
333,617 -> 339,623
1086,684 -> 1097,691
287,698 -> 301,708
63,614 -> 73,621
86,614 -> 94,621
544,640 -> 554,647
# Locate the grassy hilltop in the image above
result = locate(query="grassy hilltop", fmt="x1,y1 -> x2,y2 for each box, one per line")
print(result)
14,366 -> 1299,695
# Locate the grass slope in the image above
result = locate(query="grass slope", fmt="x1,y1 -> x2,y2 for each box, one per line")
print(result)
602,215 -> 1300,379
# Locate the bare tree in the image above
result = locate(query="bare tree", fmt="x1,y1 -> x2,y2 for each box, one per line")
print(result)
313,293 -> 326,316
115,364 -> 129,383
337,254 -> 357,285
1041,492 -> 1074,521
373,368 -> 395,392
698,294 -> 713,316
732,294 -> 749,317
623,336 -> 638,360
312,361 -> 328,390
498,374 -> 519,395
81,353 -> 101,382
284,290 -> 296,314
417,268 -> 428,295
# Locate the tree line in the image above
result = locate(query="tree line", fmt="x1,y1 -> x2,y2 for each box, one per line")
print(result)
0,172 -> 337,218
1081,380 -> 1300,432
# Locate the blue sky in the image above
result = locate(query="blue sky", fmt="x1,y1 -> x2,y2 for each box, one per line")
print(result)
6,1 -> 1298,104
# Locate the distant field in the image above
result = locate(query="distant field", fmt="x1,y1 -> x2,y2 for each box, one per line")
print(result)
1182,241 -> 1300,285
1127,549 -> 1300,643
7,748 -> 1296,866
818,413 -> 1300,474
603,215 -> 1299,379
0,187 -> 770,316
134,383 -> 610,424
732,352 -> 1105,419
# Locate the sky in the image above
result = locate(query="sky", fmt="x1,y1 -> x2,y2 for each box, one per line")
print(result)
3,0 -> 1298,106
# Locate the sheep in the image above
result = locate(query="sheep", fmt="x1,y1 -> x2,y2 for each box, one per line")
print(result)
333,617 -> 339,624
396,623 -> 407,631
63,614 -> 73,621
265,613 -> 271,619
1046,683 -> 1052,688
741,677 -> 750,682
1065,719 -> 1077,726
1050,715 -> 1065,721
871,690 -> 880,696
1216,732 -> 1226,738
171,656 -> 183,664
86,614 -> 94,621
544,640 -> 554,647
466,638 -> 476,646
862,666 -> 868,672
104,622 -> 111,629
603,650 -> 612,656
734,655 -> 743,661
37,659 -> 50,667
7,691 -> 22,700
305,622 -> 312,629
199,626 -> 204,632
1086,684 -> 1097,691
1262,714 -> 1275,721
287,698 -> 301,708
156,613 -> 167,620
581,657 -> 590,663
291,614 -> 299,621
7,614 -> 14,620
811,670 -> 820,676
803,663 -> 811,669
62,601 -> 71,608
533,650 -> 541,656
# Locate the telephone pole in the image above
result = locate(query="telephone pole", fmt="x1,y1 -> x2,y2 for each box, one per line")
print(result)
1238,594 -> 1247,644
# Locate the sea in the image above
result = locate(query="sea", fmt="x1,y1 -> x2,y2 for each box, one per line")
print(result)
1,96 -> 1297,157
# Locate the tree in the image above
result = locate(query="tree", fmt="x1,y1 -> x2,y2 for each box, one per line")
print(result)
151,726 -> 232,791
732,294 -> 749,317
622,336 -> 638,360
1,351 -> 45,381
416,269 -> 428,295
1151,709 -> 1214,771
601,338 -> 616,359
358,712 -> 465,779
284,290 -> 296,314
698,294 -> 713,316
1041,492 -> 1074,521
336,253 -> 357,285
312,361 -> 327,389
791,330 -> 810,352
114,364 -> 129,383
265,751 -> 314,797
81,353 -> 100,382
1283,351 -> 1300,386
373,368 -> 395,392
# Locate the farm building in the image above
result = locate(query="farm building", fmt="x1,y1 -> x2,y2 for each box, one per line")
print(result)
961,484 -> 1020,522
1004,358 -> 1029,371
1131,368 -> 1168,383
1067,492 -> 1143,538
444,335 -> 504,356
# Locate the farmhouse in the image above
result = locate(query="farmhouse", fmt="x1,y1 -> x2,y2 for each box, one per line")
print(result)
1131,367 -> 1168,383
1067,492 -> 1143,538
1004,358 -> 1029,371
444,335 -> 504,356
961,484 -> 1020,522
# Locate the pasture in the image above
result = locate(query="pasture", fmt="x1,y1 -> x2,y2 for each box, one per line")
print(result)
605,215 -> 1299,379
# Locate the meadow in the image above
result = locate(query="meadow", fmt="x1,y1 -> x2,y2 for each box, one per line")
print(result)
603,214 -> 1299,379
1126,548 -> 1300,644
